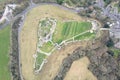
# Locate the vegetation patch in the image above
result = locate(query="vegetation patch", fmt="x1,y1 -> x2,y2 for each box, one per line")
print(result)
74,32 -> 95,40
109,47 -> 120,57
38,18 -> 55,38
0,26 -> 11,80
0,0 -> 7,2
40,41 -> 54,53
52,21 -> 92,43
35,53 -> 47,70
114,3 -> 120,12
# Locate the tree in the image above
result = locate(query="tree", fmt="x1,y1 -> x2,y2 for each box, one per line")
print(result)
106,38 -> 114,47
104,24 -> 110,28
56,0 -> 64,5
104,0 -> 111,5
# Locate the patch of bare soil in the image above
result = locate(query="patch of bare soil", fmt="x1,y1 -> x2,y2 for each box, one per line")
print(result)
64,57 -> 97,80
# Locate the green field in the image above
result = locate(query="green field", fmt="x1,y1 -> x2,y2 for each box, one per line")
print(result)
0,26 -> 11,80
40,41 -> 54,53
74,32 -> 95,40
35,53 -> 46,70
52,21 -> 92,44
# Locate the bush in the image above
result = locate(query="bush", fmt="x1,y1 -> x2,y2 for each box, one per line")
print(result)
11,17 -> 22,80
104,24 -> 110,28
56,0 -> 64,5
13,1 -> 29,16
106,38 -> 114,47
104,0 -> 111,5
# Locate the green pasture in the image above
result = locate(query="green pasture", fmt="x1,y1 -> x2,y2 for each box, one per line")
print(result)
0,26 -> 11,80
52,21 -> 92,44
35,53 -> 46,70
74,32 -> 95,40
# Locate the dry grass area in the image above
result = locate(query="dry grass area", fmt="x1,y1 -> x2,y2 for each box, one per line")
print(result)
37,41 -> 89,80
64,57 -> 97,80
20,5 -> 86,80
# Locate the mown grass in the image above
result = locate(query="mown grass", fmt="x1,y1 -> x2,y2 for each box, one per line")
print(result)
40,41 -> 54,53
53,21 -> 92,44
35,53 -> 46,70
0,26 -> 11,80
74,32 -> 95,40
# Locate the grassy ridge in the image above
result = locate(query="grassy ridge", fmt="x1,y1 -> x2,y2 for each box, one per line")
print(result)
0,26 -> 11,80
